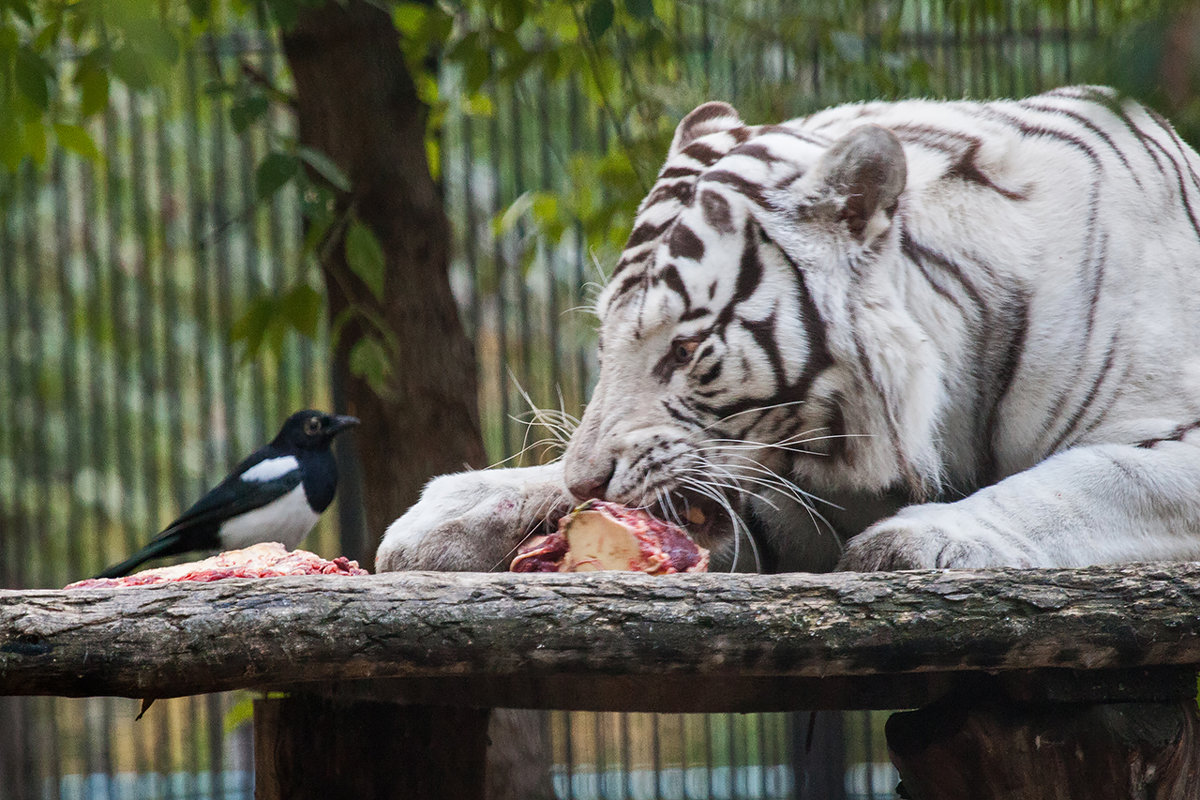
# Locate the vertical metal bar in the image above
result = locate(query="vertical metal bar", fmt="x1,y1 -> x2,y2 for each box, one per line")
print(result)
594,711 -> 607,799
678,715 -> 688,800
652,713 -> 663,799
489,95 -> 512,458
561,711 -> 574,800
74,96 -> 114,800
16,160 -> 47,800
100,92 -> 136,800
210,36 -> 237,487
509,82 -> 534,426
704,713 -> 714,800
232,30 -> 269,449
462,113 -> 481,341
0,186 -> 13,592
19,163 -> 49,591
152,87 -> 185,800
207,36 -> 235,800
44,143 -> 81,800
183,46 -> 213,800
127,87 -> 165,792
620,713 -> 633,800
566,77 -> 588,408
862,711 -> 875,799
538,73 -> 560,409
757,714 -> 768,799
728,713 -> 739,800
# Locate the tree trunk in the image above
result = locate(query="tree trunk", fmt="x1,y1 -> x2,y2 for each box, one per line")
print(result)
280,0 -> 487,570
277,8 -> 537,794
255,695 -> 490,800
887,697 -> 1200,800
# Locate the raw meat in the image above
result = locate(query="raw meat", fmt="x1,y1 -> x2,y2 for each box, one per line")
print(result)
511,501 -> 709,574
66,542 -> 367,588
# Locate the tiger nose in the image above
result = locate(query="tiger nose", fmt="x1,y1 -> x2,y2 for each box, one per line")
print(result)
566,465 -> 614,502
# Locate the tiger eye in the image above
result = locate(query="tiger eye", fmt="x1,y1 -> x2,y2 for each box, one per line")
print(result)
674,339 -> 700,363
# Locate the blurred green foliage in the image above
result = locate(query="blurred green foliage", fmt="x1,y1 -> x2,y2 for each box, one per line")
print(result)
0,0 -> 1190,397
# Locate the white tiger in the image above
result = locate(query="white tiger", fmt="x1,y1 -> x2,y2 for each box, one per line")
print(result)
378,86 -> 1200,574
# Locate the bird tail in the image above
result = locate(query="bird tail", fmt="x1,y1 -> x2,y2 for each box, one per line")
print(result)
94,533 -> 189,579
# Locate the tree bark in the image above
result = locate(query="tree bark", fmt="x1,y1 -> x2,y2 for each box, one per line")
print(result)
888,696 -> 1200,800
280,0 -> 487,570
255,695 -> 489,800
5,566 -> 1200,703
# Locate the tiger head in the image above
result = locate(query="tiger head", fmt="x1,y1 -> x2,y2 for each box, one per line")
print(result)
562,102 -> 946,558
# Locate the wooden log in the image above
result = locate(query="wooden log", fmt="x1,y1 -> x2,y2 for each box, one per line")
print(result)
887,695 -> 1200,800
4,565 -> 1200,707
254,695 -> 489,800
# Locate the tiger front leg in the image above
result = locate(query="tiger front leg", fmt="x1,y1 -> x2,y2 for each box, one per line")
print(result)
837,431 -> 1200,571
377,462 -> 573,572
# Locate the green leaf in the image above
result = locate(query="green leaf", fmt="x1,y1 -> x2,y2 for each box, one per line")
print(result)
392,2 -> 429,38
53,124 -> 104,163
230,95 -> 269,133
23,119 -> 46,166
0,115 -> 22,172
348,335 -> 392,395
624,0 -> 654,21
584,0 -> 615,40
14,47 -> 52,110
76,59 -> 110,118
5,0 -> 33,27
109,46 -> 153,91
280,283 -> 322,339
497,0 -> 526,32
344,220 -> 386,301
297,146 -> 351,193
223,694 -> 255,734
461,92 -> 494,117
255,151 -> 301,199
230,296 -> 275,358
261,0 -> 302,31
187,0 -> 213,21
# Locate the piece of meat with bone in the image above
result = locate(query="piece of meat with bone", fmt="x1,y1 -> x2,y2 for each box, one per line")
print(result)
65,542 -> 368,588
511,500 -> 709,574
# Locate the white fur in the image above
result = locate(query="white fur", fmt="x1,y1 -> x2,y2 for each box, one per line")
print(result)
379,88 -> 1200,573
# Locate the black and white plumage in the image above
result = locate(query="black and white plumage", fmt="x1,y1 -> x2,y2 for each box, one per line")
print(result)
97,410 -> 359,579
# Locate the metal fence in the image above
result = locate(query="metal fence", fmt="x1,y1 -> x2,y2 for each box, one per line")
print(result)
0,1 -> 1138,797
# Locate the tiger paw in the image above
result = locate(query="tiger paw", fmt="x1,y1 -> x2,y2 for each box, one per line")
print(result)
837,508 -> 1039,571
377,463 -> 572,572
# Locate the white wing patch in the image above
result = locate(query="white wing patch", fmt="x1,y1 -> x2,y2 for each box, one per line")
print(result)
241,455 -> 300,483
218,484 -> 319,550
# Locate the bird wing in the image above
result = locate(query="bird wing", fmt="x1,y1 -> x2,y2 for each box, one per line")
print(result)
94,451 -> 305,579
150,450 -> 304,544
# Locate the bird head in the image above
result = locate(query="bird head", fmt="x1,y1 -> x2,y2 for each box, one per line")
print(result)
276,410 -> 360,450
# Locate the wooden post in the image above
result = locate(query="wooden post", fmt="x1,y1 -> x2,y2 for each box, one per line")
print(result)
887,677 -> 1200,800
254,695 -> 490,800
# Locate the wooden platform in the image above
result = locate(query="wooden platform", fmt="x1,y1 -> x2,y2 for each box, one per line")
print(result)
3,565 -> 1200,798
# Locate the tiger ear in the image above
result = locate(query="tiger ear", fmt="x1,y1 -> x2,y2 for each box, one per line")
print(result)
669,101 -> 743,159
801,125 -> 907,241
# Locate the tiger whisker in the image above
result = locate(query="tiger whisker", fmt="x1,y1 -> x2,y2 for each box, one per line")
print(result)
701,399 -> 809,432
708,455 -> 844,510
675,475 -> 762,572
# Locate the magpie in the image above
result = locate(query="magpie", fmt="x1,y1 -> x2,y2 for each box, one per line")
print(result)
96,409 -> 359,578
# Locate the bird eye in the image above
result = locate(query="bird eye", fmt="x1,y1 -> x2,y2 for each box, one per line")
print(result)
304,416 -> 322,435
672,338 -> 700,364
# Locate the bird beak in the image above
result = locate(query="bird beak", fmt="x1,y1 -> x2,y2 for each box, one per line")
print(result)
328,415 -> 361,435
